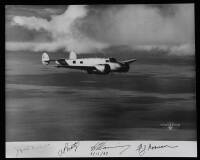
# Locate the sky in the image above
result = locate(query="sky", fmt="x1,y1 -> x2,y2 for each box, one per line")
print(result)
5,4 -> 194,56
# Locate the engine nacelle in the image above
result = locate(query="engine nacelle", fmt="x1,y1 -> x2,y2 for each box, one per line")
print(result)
95,64 -> 106,72
87,64 -> 111,74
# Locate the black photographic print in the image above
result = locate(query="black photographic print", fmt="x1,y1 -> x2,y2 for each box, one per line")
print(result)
4,2 -> 197,158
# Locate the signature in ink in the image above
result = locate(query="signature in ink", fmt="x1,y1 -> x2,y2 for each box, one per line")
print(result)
136,143 -> 178,156
15,143 -> 50,157
58,141 -> 80,156
91,142 -> 131,154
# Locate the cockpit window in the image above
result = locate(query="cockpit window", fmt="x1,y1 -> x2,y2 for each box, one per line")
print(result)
106,60 -> 109,62
109,58 -> 117,62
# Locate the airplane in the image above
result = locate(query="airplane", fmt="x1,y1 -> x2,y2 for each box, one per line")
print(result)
41,51 -> 136,74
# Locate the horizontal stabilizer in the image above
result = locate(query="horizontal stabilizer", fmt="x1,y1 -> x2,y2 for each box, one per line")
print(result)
122,59 -> 136,64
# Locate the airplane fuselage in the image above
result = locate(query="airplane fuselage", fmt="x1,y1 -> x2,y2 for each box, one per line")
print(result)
55,58 -> 129,73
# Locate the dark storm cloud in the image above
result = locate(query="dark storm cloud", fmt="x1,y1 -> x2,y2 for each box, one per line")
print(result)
6,5 -> 67,19
87,4 -> 177,17
147,4 -> 178,17
5,5 -> 65,42
77,4 -> 194,55
79,4 -> 194,44
6,25 -> 52,42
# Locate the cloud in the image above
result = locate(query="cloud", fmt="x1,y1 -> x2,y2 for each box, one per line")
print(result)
6,41 -> 107,52
8,5 -> 108,52
81,4 -> 194,46
130,43 -> 195,56
6,4 -> 194,55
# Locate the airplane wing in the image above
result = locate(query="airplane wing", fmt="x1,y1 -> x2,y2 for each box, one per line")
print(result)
121,59 -> 136,64
56,64 -> 95,70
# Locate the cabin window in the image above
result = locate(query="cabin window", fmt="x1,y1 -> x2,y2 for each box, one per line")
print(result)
80,61 -> 83,64
106,60 -> 109,62
73,61 -> 76,64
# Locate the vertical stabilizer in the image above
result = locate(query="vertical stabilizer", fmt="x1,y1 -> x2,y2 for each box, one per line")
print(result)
69,50 -> 77,60
42,52 -> 50,65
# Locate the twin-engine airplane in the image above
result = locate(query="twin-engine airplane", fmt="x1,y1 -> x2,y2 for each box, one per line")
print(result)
41,51 -> 136,74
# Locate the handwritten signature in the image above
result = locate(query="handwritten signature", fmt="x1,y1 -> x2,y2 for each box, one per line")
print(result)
58,141 -> 80,156
91,142 -> 131,155
15,143 -> 50,157
136,143 -> 178,156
